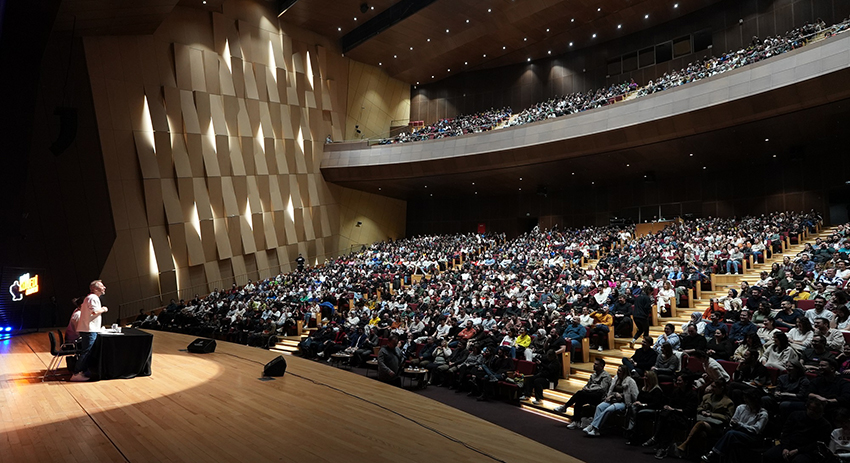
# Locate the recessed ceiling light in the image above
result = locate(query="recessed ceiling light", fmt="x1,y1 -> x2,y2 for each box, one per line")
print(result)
371,6 -> 374,9
487,8 -> 491,12
773,154 -> 777,158
446,29 -> 450,33
548,50 -> 552,54
475,192 -> 478,194
519,177 -> 523,180
427,38 -> 431,42
592,33 -> 597,38
354,17 -> 357,21
626,164 -> 630,167
378,62 -> 382,65
447,68 -> 450,72
674,3 -> 679,8
394,55 -> 397,58
431,75 -> 435,78
416,81 -> 419,84
597,7 -> 601,11
483,53 -> 487,57
466,19 -> 470,23
569,42 -> 573,46
689,153 -> 693,156
617,24 -> 622,29
472,182 -> 475,185
424,185 -> 428,188
518,188 -> 522,191
410,47 -> 414,50
430,194 -> 433,197
546,28 -> 550,32
464,61 -> 468,65
337,27 -> 341,31
524,37 -> 527,41
703,166 -> 707,169
765,138 -> 769,142
527,58 -> 531,62
378,187 -> 382,190
645,14 -> 649,19
571,18 -> 575,22
591,182 -> 595,185
502,46 -> 506,49
202,0 -> 206,4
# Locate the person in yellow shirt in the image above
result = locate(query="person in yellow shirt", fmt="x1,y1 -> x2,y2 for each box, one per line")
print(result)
515,326 -> 533,360
589,306 -> 614,351
788,281 -> 810,301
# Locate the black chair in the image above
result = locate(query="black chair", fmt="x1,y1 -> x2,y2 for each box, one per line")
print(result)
44,331 -> 79,381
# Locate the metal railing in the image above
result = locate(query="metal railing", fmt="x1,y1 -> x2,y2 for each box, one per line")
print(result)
116,243 -> 366,321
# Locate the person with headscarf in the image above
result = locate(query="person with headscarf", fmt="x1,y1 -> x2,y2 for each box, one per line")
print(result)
682,311 -> 706,335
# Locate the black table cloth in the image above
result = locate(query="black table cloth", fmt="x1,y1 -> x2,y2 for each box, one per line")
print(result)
89,328 -> 153,380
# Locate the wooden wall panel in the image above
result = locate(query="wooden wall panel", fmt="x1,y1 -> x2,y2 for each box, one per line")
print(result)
83,0 -> 405,318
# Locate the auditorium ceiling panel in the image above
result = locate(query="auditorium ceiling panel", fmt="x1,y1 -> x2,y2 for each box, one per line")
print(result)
282,0 -> 724,84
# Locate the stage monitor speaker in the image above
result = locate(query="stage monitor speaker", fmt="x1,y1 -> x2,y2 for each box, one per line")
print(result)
264,356 -> 287,377
187,338 -> 216,353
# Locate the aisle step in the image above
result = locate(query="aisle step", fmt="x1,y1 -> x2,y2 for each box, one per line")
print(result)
519,401 -> 573,423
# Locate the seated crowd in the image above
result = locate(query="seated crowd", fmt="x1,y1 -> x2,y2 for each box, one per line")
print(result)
380,18 -> 850,146
382,107 -> 512,144
136,210 -> 850,461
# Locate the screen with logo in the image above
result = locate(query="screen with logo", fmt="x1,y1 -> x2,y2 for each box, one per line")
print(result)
1,267 -> 46,332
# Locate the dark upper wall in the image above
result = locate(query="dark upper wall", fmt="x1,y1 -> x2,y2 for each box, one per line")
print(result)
410,0 -> 850,124
406,164 -> 834,239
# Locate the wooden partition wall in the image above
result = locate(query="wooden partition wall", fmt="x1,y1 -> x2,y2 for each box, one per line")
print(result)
81,0 -> 406,316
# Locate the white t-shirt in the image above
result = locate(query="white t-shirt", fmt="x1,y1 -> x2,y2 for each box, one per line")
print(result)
77,294 -> 104,333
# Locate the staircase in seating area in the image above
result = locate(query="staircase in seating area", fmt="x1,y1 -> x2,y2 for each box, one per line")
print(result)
270,335 -> 303,355
519,223 -> 831,421
271,320 -> 320,355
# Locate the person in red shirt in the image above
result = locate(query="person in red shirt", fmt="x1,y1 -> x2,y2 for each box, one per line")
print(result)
458,320 -> 476,340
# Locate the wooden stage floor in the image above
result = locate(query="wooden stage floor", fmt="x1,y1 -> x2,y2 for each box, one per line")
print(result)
0,330 -> 580,463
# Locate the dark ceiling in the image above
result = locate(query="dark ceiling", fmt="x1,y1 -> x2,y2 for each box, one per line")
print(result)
281,0 -> 724,84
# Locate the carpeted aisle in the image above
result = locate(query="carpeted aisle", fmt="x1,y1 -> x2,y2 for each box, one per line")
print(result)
342,363 -> 666,462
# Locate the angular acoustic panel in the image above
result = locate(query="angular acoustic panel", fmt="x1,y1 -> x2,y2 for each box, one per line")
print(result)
85,3 -> 406,318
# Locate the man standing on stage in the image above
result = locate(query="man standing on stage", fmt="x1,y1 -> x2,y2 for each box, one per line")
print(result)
70,280 -> 108,382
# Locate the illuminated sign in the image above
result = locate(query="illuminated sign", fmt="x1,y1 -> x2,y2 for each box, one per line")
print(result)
10,273 -> 39,301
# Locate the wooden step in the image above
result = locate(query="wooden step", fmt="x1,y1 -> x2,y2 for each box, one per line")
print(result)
519,402 -> 574,423
571,361 -> 618,377
269,347 -> 295,355
589,350 -> 626,365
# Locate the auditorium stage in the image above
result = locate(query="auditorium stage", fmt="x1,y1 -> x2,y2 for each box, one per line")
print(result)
0,330 -> 580,463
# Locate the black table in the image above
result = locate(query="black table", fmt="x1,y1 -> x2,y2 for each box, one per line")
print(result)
89,328 -> 153,380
